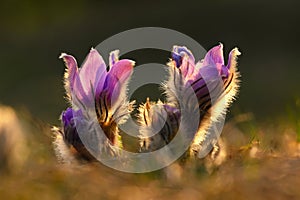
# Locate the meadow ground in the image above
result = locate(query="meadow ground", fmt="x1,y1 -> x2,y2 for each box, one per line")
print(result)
0,105 -> 299,200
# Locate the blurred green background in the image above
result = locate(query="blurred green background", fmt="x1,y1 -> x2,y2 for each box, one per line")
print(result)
0,0 -> 299,124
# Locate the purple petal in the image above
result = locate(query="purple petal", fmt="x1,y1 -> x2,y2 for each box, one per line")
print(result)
172,46 -> 195,68
219,64 -> 230,79
79,48 -> 107,94
172,46 -> 195,63
188,64 -> 221,100
62,107 -> 74,127
203,43 -> 224,67
102,59 -> 134,106
94,71 -> 107,102
60,53 -> 78,92
61,108 -> 94,160
73,73 -> 91,105
108,59 -> 134,81
172,46 -> 196,78
96,73 -> 116,110
198,64 -> 220,81
62,107 -> 82,128
59,51 -> 95,105
180,56 -> 195,78
172,52 -> 182,67
177,46 -> 195,62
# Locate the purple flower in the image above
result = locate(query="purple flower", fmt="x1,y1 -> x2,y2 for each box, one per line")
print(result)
60,49 -> 134,108
55,49 -> 135,162
167,44 -> 241,109
138,98 -> 181,151
171,43 -> 240,83
155,44 -> 241,157
139,44 -> 241,153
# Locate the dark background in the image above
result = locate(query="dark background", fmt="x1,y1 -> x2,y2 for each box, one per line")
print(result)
0,0 -> 299,124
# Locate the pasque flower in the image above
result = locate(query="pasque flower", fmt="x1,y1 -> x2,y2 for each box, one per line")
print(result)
53,49 -> 135,162
169,44 -> 241,157
138,98 -> 181,151
52,43 -> 240,168
139,44 -> 241,161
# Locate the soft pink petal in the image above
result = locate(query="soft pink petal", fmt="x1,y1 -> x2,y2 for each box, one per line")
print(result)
171,46 -> 196,79
79,48 -> 107,94
108,59 -> 134,82
203,43 -> 224,67
180,55 -> 195,79
105,59 -> 134,106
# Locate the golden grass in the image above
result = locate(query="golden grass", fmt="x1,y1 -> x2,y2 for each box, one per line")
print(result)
0,106 -> 300,200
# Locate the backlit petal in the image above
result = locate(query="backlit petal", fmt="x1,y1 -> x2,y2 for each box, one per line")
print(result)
203,43 -> 224,67
104,59 -> 134,106
60,53 -> 78,95
79,48 -> 107,95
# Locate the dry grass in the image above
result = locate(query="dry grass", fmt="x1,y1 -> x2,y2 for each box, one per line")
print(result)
0,106 -> 300,200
